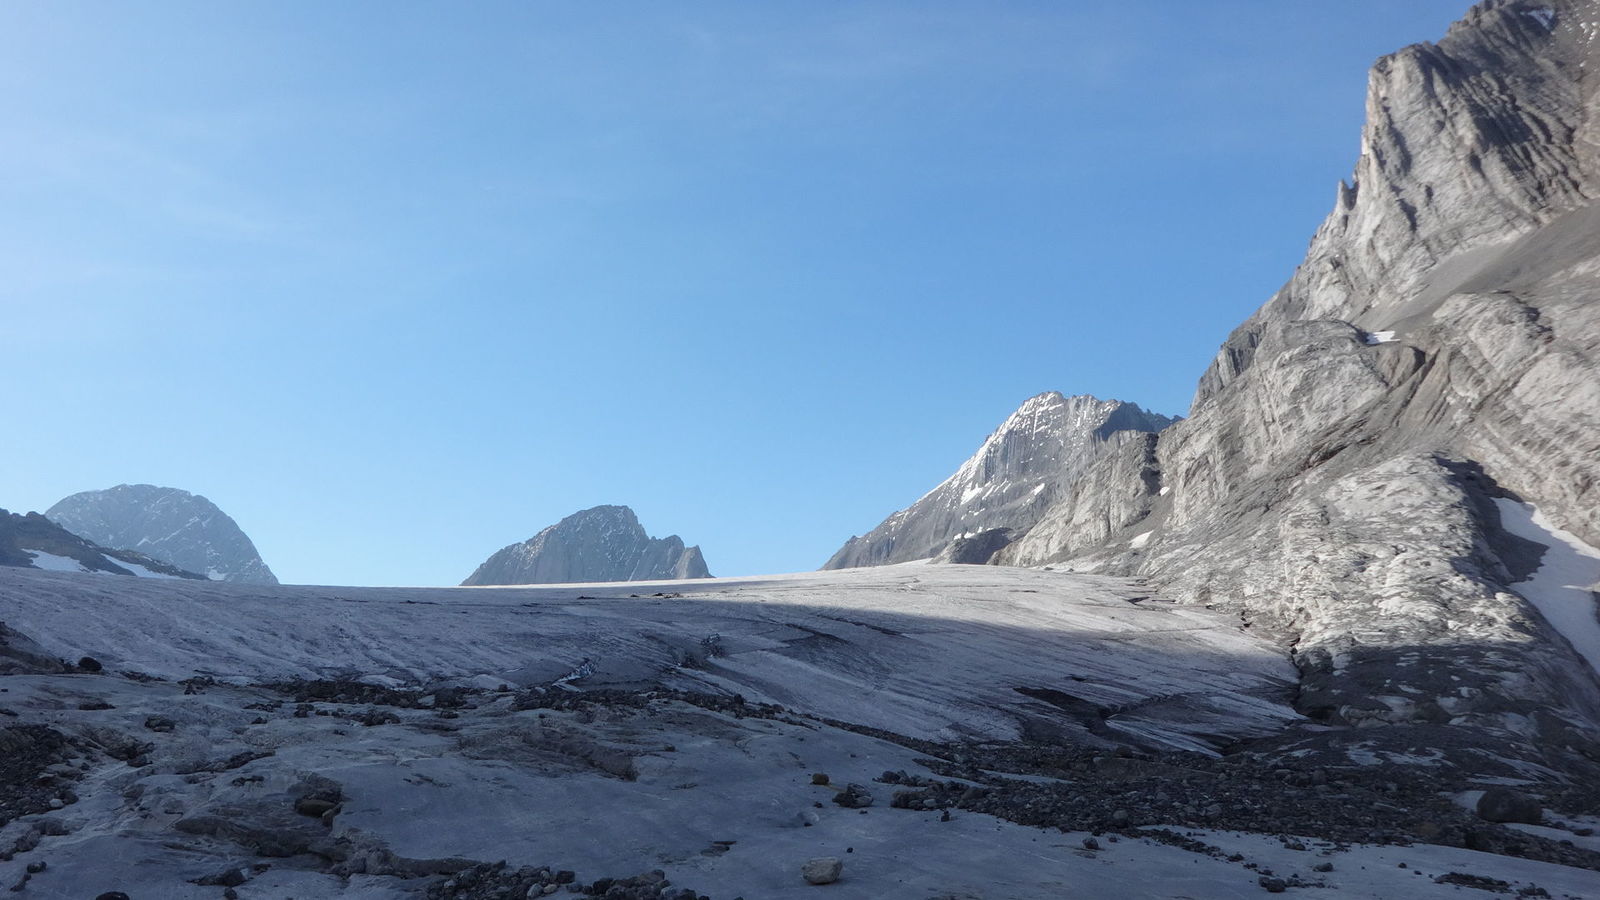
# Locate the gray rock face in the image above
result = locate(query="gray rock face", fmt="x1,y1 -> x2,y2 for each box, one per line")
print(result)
1000,0 -> 1600,757
824,393 -> 1176,569
840,0 -> 1600,766
46,485 -> 277,585
462,505 -> 711,586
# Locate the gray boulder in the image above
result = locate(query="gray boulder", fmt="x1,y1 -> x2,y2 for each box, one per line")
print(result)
1476,787 -> 1542,825
801,857 -> 843,885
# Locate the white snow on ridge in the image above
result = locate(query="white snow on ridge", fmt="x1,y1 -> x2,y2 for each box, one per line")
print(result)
24,551 -> 89,573
1495,498 -> 1600,676
1525,7 -> 1556,30
104,555 -> 183,579
1363,330 -> 1397,345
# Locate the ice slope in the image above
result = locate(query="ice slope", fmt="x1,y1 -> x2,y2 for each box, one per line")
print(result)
0,564 -> 1299,753
1496,498 -> 1600,677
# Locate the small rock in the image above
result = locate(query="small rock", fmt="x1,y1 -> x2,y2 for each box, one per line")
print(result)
195,865 -> 249,887
77,656 -> 103,673
95,894 -> 132,900
811,773 -> 830,785
144,715 -> 176,733
24,861 -> 45,874
832,783 -> 874,809
1313,862 -> 1334,872
801,857 -> 843,885
295,797 -> 339,818
1259,876 -> 1288,893
1082,837 -> 1100,851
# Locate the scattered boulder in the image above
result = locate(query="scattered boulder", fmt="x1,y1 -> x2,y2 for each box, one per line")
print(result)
143,715 -> 176,733
810,773 -> 830,785
832,783 -> 873,809
1259,875 -> 1288,893
194,864 -> 251,887
801,857 -> 843,885
1476,788 -> 1542,825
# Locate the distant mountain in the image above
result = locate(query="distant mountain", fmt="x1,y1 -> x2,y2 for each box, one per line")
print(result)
46,484 -> 278,585
463,505 -> 711,586
824,392 -> 1176,568
0,508 -> 206,579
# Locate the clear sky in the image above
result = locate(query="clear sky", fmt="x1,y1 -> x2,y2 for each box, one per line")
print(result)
2,1 -> 1469,586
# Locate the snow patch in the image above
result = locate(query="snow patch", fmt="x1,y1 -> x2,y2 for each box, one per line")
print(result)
1524,7 -> 1555,30
25,551 -> 88,573
1362,330 -> 1397,345
106,556 -> 183,579
1494,499 -> 1600,677
1129,531 -> 1152,549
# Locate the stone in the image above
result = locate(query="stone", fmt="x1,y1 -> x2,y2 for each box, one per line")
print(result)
801,857 -> 843,885
1476,788 -> 1542,825
1260,876 -> 1288,893
832,783 -> 873,808
294,796 -> 339,818
811,773 -> 830,785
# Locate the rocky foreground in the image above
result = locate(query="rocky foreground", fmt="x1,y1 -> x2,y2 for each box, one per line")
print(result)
0,670 -> 1597,899
1,565 -> 1596,898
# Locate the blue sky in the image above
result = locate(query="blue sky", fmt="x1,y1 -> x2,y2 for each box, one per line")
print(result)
2,1 -> 1468,586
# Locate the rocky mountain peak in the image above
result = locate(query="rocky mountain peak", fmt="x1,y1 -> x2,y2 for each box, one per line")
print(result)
462,505 -> 711,586
46,484 -> 278,585
984,0 -> 1600,769
823,393 -> 1176,569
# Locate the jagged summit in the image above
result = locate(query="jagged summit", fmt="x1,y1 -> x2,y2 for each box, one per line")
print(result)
46,484 -> 278,584
823,393 -> 1176,569
462,504 -> 711,586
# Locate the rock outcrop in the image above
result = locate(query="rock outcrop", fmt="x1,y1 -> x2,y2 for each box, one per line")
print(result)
0,508 -> 206,580
46,485 -> 277,585
836,0 -> 1600,767
824,393 -> 1176,569
462,505 -> 711,586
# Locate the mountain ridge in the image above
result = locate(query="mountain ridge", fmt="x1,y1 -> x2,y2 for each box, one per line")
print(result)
463,504 -> 711,586
824,392 -> 1177,569
46,484 -> 278,585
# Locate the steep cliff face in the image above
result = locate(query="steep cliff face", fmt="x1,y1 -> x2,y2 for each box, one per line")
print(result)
824,393 -> 1176,569
462,505 -> 711,586
46,484 -> 278,585
998,0 -> 1600,754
